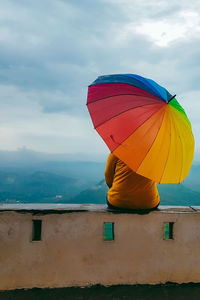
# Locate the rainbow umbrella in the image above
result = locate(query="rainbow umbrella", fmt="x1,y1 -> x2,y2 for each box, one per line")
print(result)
87,74 -> 194,183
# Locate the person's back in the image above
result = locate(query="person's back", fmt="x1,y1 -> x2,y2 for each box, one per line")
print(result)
105,153 -> 160,210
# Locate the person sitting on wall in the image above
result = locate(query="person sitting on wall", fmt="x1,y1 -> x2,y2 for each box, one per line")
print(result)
105,153 -> 160,211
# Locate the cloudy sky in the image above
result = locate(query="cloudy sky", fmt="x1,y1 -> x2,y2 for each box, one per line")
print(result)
0,0 -> 199,161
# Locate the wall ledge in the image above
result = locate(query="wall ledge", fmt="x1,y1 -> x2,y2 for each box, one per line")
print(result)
0,203 -> 199,214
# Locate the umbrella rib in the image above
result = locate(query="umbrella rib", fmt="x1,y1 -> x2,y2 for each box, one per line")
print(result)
134,108 -> 166,175
87,93 -> 164,105
94,102 -> 165,129
159,109 -> 172,183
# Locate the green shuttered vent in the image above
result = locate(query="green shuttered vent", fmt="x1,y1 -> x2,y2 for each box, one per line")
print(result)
104,222 -> 114,241
32,220 -> 42,241
164,222 -> 174,240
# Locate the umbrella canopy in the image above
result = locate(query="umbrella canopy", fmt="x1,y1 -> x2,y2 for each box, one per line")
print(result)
87,74 -> 194,183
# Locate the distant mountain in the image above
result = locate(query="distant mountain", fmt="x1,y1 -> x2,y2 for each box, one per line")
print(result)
0,160 -> 106,203
0,153 -> 199,205
0,170 -> 84,203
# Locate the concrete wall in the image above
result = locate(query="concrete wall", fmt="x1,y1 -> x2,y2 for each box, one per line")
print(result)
0,204 -> 200,290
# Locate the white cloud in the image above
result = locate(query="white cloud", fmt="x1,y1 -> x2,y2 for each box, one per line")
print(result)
134,11 -> 200,47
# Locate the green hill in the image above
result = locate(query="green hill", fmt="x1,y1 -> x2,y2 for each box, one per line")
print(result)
68,180 -> 200,206
65,180 -> 108,204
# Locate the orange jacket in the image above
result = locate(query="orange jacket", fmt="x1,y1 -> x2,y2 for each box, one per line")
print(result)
105,153 -> 160,209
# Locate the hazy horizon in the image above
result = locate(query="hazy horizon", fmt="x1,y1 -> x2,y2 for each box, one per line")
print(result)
0,147 -> 199,165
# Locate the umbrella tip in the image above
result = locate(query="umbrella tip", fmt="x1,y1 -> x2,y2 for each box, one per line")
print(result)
168,94 -> 176,103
